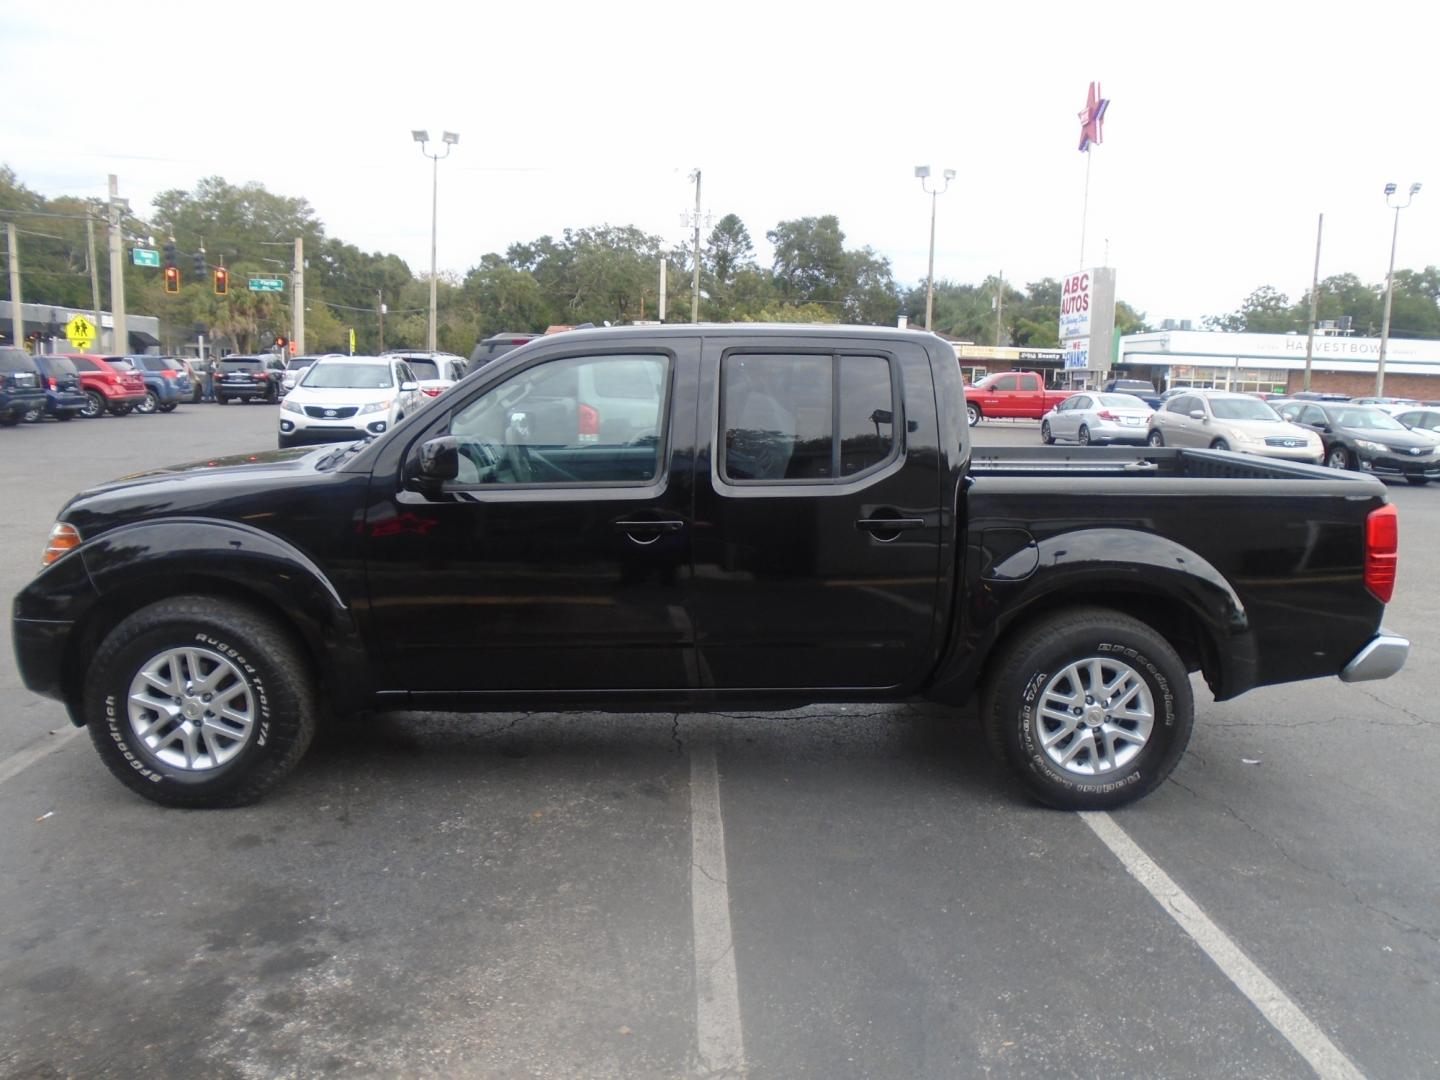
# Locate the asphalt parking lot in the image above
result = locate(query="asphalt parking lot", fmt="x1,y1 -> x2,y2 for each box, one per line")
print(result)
2,406 -> 1437,1079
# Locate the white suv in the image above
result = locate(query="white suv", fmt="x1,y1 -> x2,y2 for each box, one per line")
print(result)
278,355 -> 424,448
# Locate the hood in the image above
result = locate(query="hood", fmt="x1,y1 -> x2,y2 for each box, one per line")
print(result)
286,385 -> 397,406
1346,426 -> 1439,448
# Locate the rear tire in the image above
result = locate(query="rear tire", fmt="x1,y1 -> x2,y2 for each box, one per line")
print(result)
158,402 -> 178,413
1078,425 -> 1092,446
1147,430 -> 1165,447
1406,476 -> 1428,486
110,403 -> 134,416
81,390 -> 105,418
1326,446 -> 1351,470
966,403 -> 981,427
1041,420 -> 1055,445
136,390 -> 159,415
22,403 -> 44,423
982,607 -> 1194,810
83,596 -> 317,808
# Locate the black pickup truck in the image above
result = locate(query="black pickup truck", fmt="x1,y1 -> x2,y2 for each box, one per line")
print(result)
13,326 -> 1409,809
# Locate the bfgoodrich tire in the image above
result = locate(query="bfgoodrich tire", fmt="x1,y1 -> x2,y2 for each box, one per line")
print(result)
982,607 -> 1193,810
83,596 -> 317,808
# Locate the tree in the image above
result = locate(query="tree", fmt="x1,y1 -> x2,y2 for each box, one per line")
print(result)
767,215 -> 849,306
704,213 -> 755,294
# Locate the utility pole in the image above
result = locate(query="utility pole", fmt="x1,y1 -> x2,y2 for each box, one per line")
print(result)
1303,213 -> 1323,392
107,175 -> 127,355
658,258 -> 667,322
690,169 -> 702,323
292,237 -> 305,356
6,223 -> 21,349
377,289 -> 385,352
86,215 -> 102,339
995,271 -> 1004,347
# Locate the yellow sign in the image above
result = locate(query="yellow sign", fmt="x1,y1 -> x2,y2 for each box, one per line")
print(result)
348,328 -> 356,355
65,314 -> 97,351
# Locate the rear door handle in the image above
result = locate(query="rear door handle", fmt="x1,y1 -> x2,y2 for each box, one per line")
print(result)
612,520 -> 685,534
855,517 -> 927,533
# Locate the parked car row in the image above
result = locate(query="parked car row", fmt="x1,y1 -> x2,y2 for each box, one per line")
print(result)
1038,386 -> 1440,485
0,350 -> 194,423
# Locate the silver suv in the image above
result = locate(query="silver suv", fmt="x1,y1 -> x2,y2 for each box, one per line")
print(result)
1147,391 -> 1323,463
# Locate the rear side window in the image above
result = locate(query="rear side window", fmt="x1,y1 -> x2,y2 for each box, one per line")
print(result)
993,374 -> 1018,391
71,356 -> 99,372
721,353 -> 898,483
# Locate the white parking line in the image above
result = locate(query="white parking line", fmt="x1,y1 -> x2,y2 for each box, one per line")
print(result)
1080,810 -> 1365,1080
0,724 -> 85,787
689,742 -> 747,1076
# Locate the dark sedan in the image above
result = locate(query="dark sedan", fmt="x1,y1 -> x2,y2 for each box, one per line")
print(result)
1279,401 -> 1440,485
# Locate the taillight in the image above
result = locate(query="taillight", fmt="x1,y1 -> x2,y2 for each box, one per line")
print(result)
1365,504 -> 1398,603
253,373 -> 268,381
48,377 -> 57,390
42,522 -> 81,566
578,403 -> 600,439
160,369 -> 177,378
1097,410 -> 1117,421
422,387 -> 443,397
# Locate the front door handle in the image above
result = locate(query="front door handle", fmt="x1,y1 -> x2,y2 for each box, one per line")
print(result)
612,520 -> 684,534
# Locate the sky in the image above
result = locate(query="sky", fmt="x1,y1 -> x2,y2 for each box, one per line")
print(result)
2,0 -> 1436,327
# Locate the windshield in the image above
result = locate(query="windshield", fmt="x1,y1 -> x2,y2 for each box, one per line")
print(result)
1333,407 -> 1405,430
302,362 -> 393,390
1097,394 -> 1146,408
1209,398 -> 1279,421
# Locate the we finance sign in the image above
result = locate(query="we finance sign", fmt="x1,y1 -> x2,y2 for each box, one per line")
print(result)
1059,271 -> 1092,341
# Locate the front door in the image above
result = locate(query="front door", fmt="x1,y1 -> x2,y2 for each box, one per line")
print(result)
363,340 -> 700,694
688,337 -> 944,692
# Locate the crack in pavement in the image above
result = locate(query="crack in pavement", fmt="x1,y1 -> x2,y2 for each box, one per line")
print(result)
1165,775 -> 1440,951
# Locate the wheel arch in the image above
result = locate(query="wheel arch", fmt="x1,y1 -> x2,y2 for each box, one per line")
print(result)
62,520 -> 372,724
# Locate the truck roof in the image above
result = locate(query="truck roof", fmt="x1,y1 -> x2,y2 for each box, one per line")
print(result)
529,323 -> 945,346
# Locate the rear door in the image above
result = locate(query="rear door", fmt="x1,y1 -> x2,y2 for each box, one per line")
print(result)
689,336 -> 944,691
1016,372 -> 1045,418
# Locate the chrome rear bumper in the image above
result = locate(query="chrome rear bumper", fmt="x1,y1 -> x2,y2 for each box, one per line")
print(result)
1339,631 -> 1409,683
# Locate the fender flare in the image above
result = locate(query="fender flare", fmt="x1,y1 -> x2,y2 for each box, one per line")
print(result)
72,517 -> 372,716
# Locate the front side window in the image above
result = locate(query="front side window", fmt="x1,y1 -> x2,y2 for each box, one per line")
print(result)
447,352 -> 669,485
721,353 -> 897,483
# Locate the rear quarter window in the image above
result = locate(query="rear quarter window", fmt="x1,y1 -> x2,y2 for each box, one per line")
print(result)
0,348 -> 37,372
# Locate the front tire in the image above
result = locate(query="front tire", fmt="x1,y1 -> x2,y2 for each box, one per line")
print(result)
159,402 -> 178,413
1041,420 -> 1055,445
83,596 -> 317,808
982,607 -> 1194,810
966,403 -> 981,427
1210,438 -> 1231,451
1406,476 -> 1428,486
110,403 -> 134,416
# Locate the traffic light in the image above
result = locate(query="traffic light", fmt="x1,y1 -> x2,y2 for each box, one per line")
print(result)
192,251 -> 206,276
213,267 -> 228,295
163,241 -> 177,267
164,266 -> 180,294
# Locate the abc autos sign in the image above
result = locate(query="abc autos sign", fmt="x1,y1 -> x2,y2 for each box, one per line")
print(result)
1059,271 -> 1092,341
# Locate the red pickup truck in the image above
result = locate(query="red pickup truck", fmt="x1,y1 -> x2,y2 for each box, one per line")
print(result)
964,370 -> 1075,426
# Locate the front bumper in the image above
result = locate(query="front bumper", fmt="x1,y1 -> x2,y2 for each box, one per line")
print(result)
1247,443 -> 1324,463
1339,631 -> 1409,682
1357,449 -> 1440,478
279,424 -> 368,446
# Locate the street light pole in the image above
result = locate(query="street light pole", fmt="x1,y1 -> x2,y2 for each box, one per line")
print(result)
412,129 -> 458,353
1375,181 -> 1421,397
914,166 -> 955,332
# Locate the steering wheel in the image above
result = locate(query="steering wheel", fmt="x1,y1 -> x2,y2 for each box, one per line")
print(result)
526,448 -> 580,483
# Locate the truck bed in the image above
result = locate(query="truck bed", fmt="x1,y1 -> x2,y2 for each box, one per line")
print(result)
968,445 -> 1374,484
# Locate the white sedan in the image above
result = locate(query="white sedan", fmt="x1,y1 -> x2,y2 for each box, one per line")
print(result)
278,356 -> 425,448
1042,392 -> 1153,446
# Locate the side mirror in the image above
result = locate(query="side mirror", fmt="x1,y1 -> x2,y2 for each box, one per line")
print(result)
1189,409 -> 1207,421
400,381 -> 419,392
414,436 -> 460,483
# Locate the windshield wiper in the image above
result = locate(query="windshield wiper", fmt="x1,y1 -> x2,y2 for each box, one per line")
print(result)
313,438 -> 372,471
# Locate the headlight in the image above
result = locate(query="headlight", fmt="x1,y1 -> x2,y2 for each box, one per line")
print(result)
42,522 -> 81,566
358,398 -> 393,415
281,398 -> 304,413
1354,439 -> 1385,453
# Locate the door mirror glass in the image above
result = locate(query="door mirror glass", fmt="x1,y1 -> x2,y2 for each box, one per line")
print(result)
416,436 -> 460,481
